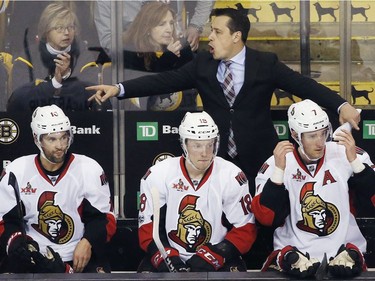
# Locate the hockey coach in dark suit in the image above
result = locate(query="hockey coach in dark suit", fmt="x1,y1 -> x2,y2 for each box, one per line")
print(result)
88,7 -> 360,195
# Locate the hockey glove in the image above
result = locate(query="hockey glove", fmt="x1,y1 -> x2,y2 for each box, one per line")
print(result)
30,246 -> 73,273
6,232 -> 39,273
328,243 -> 364,277
186,244 -> 225,272
277,245 -> 320,278
151,247 -> 189,272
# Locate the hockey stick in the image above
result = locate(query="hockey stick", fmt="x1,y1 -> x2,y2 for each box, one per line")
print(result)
7,171 -> 39,268
8,171 -> 26,236
150,186 -> 176,273
315,252 -> 327,280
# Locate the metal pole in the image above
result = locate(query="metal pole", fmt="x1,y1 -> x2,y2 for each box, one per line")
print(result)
300,0 -> 311,77
339,0 -> 351,101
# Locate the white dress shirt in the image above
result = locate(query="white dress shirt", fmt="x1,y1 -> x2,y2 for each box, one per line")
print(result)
217,46 -> 246,97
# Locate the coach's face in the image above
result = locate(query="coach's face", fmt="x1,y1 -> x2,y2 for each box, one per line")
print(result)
208,16 -> 243,61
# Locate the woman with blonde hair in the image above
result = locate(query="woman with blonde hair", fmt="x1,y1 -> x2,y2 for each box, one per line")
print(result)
8,2 -> 111,113
37,2 -> 80,81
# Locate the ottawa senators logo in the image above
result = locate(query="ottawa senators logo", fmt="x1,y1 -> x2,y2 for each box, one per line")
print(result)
168,195 -> 211,252
296,182 -> 339,236
32,191 -> 74,244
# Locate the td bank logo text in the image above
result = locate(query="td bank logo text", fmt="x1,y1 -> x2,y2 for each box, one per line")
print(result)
137,122 -> 158,141
363,121 -> 375,139
273,121 -> 289,140
71,125 -> 101,135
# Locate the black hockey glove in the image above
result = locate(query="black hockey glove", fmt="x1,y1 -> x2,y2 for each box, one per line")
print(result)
151,247 -> 190,272
328,243 -> 364,277
6,232 -> 39,273
30,246 -> 73,273
186,244 -> 225,272
277,245 -> 320,278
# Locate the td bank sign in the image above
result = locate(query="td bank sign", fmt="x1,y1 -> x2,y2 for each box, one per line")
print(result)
273,121 -> 289,140
137,122 -> 158,141
363,121 -> 375,139
137,121 -> 289,141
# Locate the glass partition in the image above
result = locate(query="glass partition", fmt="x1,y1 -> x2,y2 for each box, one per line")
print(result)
351,0 -> 375,106
1,0 -> 374,219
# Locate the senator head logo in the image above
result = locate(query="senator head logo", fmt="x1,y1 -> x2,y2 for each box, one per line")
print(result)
296,182 -> 339,236
32,191 -> 74,244
168,195 -> 211,252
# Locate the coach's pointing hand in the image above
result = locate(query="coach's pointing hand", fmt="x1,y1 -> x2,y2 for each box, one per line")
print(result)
87,84 -> 120,104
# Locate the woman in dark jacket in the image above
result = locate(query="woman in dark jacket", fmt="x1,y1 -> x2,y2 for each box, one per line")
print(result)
8,3 -> 111,113
122,2 -> 194,111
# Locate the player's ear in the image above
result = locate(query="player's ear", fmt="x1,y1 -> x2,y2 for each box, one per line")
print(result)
291,129 -> 299,141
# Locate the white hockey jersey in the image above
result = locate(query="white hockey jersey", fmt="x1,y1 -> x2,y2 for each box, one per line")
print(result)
254,142 -> 373,261
138,156 -> 256,262
0,154 -> 116,262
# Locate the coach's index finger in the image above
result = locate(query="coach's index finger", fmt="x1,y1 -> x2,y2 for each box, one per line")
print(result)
86,85 -> 117,103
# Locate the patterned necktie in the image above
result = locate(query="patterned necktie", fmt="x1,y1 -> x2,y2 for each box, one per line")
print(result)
221,61 -> 238,158
222,61 -> 236,106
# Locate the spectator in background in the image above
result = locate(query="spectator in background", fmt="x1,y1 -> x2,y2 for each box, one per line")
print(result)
123,2 -> 193,72
0,105 -> 116,273
94,0 -> 214,55
7,2 -> 111,114
122,1 -> 194,110
252,100 -> 375,278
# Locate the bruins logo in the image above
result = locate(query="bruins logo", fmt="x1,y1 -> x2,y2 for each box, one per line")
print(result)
152,152 -> 174,166
147,92 -> 183,111
0,118 -> 19,144
32,191 -> 74,244
296,182 -> 339,236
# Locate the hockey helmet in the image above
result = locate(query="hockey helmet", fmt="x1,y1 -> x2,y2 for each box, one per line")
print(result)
179,111 -> 219,156
288,99 -> 331,141
31,105 -> 73,149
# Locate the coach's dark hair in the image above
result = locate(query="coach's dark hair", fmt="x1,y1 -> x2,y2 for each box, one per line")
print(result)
210,8 -> 250,43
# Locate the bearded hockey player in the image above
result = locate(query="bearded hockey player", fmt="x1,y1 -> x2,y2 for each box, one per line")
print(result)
252,99 -> 375,278
0,105 -> 116,273
138,111 -> 257,272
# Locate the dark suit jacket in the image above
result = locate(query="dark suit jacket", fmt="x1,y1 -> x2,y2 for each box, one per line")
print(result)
120,47 -> 346,191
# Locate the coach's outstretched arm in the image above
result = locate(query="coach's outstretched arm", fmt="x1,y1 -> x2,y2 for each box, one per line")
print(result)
87,84 -> 120,104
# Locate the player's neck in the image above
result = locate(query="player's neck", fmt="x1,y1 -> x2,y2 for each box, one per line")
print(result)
40,156 -> 64,172
185,161 -> 205,180
298,147 -> 317,165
